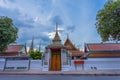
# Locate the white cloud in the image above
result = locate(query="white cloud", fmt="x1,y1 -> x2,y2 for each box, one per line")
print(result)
48,32 -> 55,39
0,0 -> 11,8
0,0 -> 7,8
0,0 -> 107,50
58,27 -> 64,31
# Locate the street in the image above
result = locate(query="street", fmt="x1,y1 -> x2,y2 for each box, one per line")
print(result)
0,75 -> 120,80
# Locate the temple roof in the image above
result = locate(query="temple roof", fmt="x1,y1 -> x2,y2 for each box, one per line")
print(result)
64,36 -> 85,57
86,43 -> 120,58
86,43 -> 120,51
46,24 -> 65,49
52,25 -> 61,44
5,45 -> 24,53
64,36 -> 78,50
0,44 -> 28,57
69,50 -> 84,57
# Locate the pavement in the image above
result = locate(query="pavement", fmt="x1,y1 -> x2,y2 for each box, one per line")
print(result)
0,70 -> 120,75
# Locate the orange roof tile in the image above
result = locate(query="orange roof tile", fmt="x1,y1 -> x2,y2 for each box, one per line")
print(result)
64,38 -> 78,50
69,50 -> 84,56
5,45 -> 24,52
86,43 -> 120,58
89,53 -> 120,58
87,43 -> 120,51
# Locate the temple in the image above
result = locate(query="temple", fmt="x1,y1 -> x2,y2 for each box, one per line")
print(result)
64,35 -> 85,60
43,24 -> 120,71
44,24 -> 67,71
0,24 -> 120,71
43,24 -> 85,71
0,45 -> 27,56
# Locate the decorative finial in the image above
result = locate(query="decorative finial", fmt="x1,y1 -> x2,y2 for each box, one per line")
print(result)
56,23 -> 58,32
24,42 -> 27,54
38,40 -> 41,52
29,36 -> 34,53
67,33 -> 69,39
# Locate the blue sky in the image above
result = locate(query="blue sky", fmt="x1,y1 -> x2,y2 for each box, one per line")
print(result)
0,0 -> 107,50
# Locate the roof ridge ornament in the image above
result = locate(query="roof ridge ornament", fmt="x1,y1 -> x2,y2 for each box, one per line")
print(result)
52,23 -> 61,44
56,23 -> 58,32
67,33 -> 69,39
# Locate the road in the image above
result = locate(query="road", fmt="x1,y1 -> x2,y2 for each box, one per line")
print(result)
0,75 -> 120,80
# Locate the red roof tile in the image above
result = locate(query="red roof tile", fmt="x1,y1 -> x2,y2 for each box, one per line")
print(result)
69,50 -> 84,56
64,38 -> 78,50
5,45 -> 24,52
87,43 -> 120,51
88,53 -> 120,58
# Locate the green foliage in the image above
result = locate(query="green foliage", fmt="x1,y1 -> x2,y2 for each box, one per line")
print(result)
96,0 -> 120,42
0,16 -> 18,52
29,50 -> 43,60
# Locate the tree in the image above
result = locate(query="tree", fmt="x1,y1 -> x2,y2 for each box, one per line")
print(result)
96,0 -> 120,42
0,16 -> 18,52
29,50 -> 43,60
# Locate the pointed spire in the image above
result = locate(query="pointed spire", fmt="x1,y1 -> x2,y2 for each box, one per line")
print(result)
56,23 -> 58,32
84,43 -> 87,53
24,43 -> 28,55
67,33 -> 69,39
29,36 -> 34,53
64,34 -> 78,50
52,23 -> 61,44
38,40 -> 41,52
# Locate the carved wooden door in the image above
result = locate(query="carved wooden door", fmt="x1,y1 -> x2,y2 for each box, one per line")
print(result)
51,51 -> 61,71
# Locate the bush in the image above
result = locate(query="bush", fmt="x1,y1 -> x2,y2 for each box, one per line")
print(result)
29,50 -> 43,60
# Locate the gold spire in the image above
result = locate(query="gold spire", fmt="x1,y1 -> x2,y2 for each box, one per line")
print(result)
67,33 -> 69,39
29,36 -> 34,53
52,23 -> 61,44
56,23 -> 58,32
25,42 -> 27,55
38,40 -> 41,52
46,23 -> 65,48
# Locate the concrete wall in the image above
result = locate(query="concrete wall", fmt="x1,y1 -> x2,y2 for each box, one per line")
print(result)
0,58 -> 120,71
0,59 -> 42,71
70,58 -> 120,71
30,60 -> 42,70
0,58 -> 5,70
84,58 -> 120,70
70,60 -> 84,71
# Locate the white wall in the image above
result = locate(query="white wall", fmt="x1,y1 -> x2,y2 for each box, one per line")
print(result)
5,60 -> 29,70
61,49 -> 67,65
0,58 -> 120,71
69,58 -> 120,71
70,60 -> 83,71
0,60 -> 42,71
84,58 -> 120,70
30,60 -> 42,70
0,58 -> 5,70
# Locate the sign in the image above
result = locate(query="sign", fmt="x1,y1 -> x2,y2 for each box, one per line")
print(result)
50,48 -> 61,51
74,60 -> 84,64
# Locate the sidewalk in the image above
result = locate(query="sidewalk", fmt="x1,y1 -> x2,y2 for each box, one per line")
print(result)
0,70 -> 120,75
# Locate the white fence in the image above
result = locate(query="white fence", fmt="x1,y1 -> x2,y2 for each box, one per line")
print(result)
70,60 -> 84,71
70,58 -> 120,71
0,58 -> 5,70
84,58 -> 120,70
6,60 -> 29,70
30,60 -> 42,70
0,59 -> 42,71
0,58 -> 120,71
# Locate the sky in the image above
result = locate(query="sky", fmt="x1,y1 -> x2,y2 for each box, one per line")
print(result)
0,0 -> 108,51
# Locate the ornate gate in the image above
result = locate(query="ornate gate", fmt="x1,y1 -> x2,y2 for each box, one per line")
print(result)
50,48 -> 61,71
